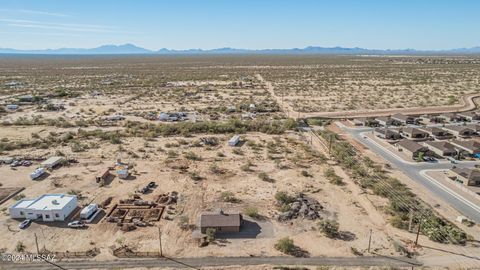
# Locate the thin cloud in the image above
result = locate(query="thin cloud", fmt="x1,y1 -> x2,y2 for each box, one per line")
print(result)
0,8 -> 69,17
0,19 -> 122,33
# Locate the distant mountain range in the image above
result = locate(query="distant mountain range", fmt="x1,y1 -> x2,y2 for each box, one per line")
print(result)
1,43 -> 480,55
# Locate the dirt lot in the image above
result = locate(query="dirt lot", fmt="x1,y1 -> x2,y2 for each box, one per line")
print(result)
0,129 -> 402,259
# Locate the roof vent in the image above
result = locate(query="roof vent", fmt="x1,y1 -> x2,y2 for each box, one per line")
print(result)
52,199 -> 59,205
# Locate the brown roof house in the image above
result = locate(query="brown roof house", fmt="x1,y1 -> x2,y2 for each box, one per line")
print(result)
375,117 -> 395,127
438,113 -> 464,123
200,209 -> 243,234
417,126 -> 452,140
458,112 -> 480,122
449,168 -> 480,187
348,117 -> 379,127
400,127 -> 429,141
391,113 -> 417,125
465,123 -> 480,133
374,128 -> 402,140
443,125 -> 476,138
420,114 -> 444,124
423,141 -> 457,157
396,139 -> 429,160
450,139 -> 480,155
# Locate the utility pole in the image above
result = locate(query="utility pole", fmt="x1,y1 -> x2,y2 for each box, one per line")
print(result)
34,233 -> 40,254
408,210 -> 414,232
328,134 -> 333,154
368,229 -> 372,253
158,226 -> 163,257
415,220 -> 422,246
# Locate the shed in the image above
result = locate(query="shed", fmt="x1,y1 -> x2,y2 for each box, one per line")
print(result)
96,167 -> 111,183
228,135 -> 240,146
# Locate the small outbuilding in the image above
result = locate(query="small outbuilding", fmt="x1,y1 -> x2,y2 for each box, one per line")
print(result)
41,156 -> 65,169
228,135 -> 240,146
96,167 -> 111,183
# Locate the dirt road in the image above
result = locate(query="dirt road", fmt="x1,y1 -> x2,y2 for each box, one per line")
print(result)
1,255 -> 421,270
255,75 -> 480,119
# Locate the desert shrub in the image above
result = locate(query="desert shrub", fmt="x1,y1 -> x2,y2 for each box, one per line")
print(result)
209,164 -> 226,174
240,161 -> 253,172
318,219 -> 339,238
184,151 -> 202,161
220,191 -> 240,203
275,191 -> 295,205
300,170 -> 311,177
275,237 -> 295,254
258,172 -> 274,182
15,241 -> 25,252
244,206 -> 260,219
323,167 -> 344,185
232,148 -> 244,155
189,171 -> 202,181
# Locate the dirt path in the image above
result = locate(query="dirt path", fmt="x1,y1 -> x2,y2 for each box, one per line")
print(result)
256,74 -> 299,119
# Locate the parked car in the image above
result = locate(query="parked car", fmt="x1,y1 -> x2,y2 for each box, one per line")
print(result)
148,181 -> 156,188
22,160 -> 32,166
19,219 -> 31,229
140,186 -> 150,194
423,156 -> 436,162
67,220 -> 86,228
10,160 -> 21,167
447,157 -> 457,164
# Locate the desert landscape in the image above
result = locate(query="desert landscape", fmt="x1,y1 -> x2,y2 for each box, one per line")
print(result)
0,55 -> 479,269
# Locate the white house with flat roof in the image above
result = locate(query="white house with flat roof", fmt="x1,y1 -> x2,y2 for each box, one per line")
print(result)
9,194 -> 77,221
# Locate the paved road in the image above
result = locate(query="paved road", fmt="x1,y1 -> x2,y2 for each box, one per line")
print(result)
339,124 -> 480,222
0,255 -> 421,270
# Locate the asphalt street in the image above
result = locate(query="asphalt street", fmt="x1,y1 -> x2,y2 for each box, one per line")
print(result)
338,123 -> 480,223
0,255 -> 421,270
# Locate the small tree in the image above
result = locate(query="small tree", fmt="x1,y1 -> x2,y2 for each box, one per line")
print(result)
205,228 -> 216,242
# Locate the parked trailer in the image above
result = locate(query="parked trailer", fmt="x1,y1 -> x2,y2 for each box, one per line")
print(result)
30,167 -> 46,180
80,204 -> 99,220
228,135 -> 240,146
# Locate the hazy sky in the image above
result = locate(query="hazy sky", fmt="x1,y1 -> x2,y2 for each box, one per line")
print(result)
1,0 -> 479,50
